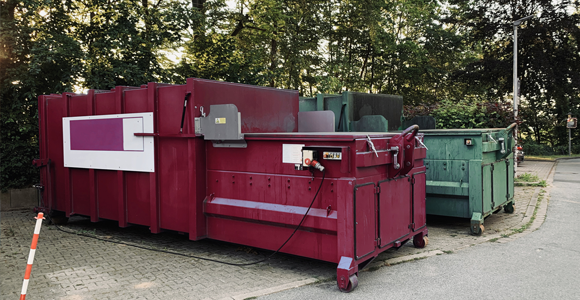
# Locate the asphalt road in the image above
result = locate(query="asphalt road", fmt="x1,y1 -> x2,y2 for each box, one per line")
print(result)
259,159 -> 580,300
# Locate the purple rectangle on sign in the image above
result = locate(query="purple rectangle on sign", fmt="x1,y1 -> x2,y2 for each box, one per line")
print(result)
70,118 -> 124,151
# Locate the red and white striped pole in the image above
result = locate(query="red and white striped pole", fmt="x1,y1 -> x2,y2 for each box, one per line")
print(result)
20,212 -> 45,300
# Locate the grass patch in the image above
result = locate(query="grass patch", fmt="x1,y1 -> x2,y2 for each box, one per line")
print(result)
532,180 -> 547,187
488,238 -> 499,243
515,173 -> 540,182
514,173 -> 547,187
509,190 -> 545,235
2,227 -> 15,237
442,250 -> 453,254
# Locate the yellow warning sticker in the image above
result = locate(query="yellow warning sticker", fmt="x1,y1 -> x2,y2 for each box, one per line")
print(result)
323,152 -> 342,160
215,118 -> 226,124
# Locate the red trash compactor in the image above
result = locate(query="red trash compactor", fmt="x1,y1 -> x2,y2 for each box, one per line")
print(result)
34,78 -> 429,292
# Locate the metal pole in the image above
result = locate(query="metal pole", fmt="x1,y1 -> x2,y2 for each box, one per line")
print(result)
569,128 -> 572,156
511,15 -> 533,172
513,25 -> 518,172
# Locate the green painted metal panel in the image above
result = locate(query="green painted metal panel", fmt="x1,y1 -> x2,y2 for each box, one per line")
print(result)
351,115 -> 388,132
425,196 -> 469,218
423,125 -> 516,225
298,92 -> 401,132
298,97 -> 317,112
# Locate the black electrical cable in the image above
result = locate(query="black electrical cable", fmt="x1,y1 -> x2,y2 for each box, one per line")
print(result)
49,169 -> 326,267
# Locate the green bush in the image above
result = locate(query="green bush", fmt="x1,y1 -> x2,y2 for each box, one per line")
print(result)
1,97 -> 39,192
521,143 -> 555,156
404,99 -> 514,129
521,143 -> 580,156
552,145 -> 580,155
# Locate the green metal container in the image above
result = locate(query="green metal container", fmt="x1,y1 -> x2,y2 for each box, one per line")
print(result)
422,124 -> 517,235
299,92 -> 403,132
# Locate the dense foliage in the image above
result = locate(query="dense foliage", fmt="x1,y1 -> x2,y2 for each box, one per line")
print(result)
404,99 -> 515,129
1,0 -> 579,190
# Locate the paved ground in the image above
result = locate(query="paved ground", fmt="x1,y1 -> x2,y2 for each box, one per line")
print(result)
259,159 -> 576,300
0,160 -> 555,299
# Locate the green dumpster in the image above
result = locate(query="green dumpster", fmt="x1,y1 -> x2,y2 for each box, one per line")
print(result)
422,124 -> 516,235
299,92 -> 402,132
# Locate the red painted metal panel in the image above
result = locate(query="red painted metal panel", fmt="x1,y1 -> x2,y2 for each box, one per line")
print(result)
122,86 -> 154,228
89,169 -> 97,222
124,89 -> 149,113
205,197 -> 337,232
45,95 -> 67,212
117,171 -> 126,227
69,94 -> 89,117
412,171 -> 427,230
190,78 -> 299,133
157,85 -> 188,135
336,179 -> 355,262
125,172 -> 150,226
378,176 -> 412,247
158,139 -> 190,232
95,91 -> 116,115
187,137 -> 207,240
96,170 -> 118,220
70,169 -> 90,215
354,183 -> 376,259
206,171 -> 336,208
207,217 -> 338,263
145,83 -> 160,234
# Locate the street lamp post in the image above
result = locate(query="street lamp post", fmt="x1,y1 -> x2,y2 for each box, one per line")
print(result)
513,14 -> 533,173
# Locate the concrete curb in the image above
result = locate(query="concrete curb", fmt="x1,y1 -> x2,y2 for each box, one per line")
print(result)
226,278 -> 320,300
526,156 -> 580,162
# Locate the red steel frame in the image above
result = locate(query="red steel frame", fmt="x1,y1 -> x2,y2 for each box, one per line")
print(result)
204,131 -> 427,291
34,78 -> 428,292
35,78 -> 298,239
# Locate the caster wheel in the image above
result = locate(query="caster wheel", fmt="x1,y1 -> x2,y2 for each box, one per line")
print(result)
338,274 -> 358,293
504,202 -> 515,214
413,235 -> 428,248
471,224 -> 484,236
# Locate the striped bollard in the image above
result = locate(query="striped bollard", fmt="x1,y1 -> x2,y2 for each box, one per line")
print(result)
20,212 -> 45,300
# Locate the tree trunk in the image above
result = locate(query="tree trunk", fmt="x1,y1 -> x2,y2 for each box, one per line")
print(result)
269,37 -> 277,87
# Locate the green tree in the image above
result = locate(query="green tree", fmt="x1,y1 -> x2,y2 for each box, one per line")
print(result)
447,0 -> 580,146
0,0 -> 186,190
1,0 -> 82,190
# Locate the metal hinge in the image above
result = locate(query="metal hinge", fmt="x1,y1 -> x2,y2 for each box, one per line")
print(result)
409,223 -> 416,230
375,186 -> 380,194
376,238 -> 381,246
33,158 -> 50,167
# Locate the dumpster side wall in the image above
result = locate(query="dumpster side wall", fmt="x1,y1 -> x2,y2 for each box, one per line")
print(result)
37,79 -> 300,240
424,130 -> 515,221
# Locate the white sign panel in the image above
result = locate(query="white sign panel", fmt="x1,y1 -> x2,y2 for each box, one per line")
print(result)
282,144 -> 305,164
63,113 -> 155,172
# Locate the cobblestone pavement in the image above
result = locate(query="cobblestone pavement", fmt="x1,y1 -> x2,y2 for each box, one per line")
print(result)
516,159 -> 557,181
1,160 -> 556,299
